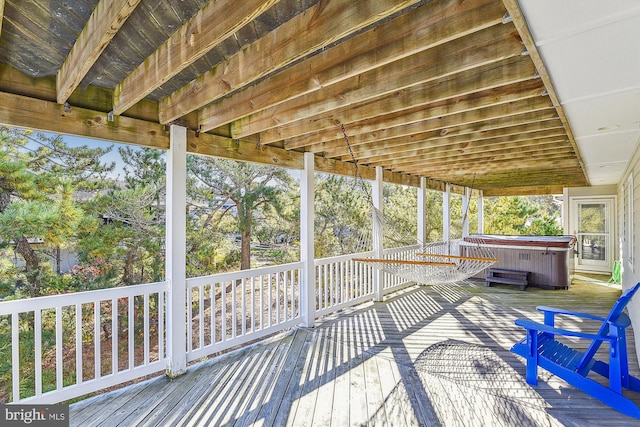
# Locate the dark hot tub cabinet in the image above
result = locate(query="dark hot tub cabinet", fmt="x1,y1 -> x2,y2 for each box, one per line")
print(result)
462,235 -> 576,289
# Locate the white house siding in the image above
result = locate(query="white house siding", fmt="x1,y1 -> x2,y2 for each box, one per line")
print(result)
619,135 -> 640,369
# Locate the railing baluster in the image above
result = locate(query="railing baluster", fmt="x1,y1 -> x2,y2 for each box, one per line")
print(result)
276,273 -> 281,324
158,291 -> 164,360
128,297 -> 134,370
11,312 -> 19,401
210,283 -> 215,345
283,272 -> 288,322
249,276 -> 254,333
76,304 -> 83,382
241,278 -> 246,336
56,306 -> 62,390
289,270 -> 294,319
268,274 -> 272,328
94,301 -> 100,379
187,287 -> 193,352
232,279 -> 237,339
144,293 -> 150,365
259,275 -> 264,331
35,309 -> 42,396
112,298 -> 118,374
222,281 -> 227,342
198,285 -> 204,350
157,291 -> 162,361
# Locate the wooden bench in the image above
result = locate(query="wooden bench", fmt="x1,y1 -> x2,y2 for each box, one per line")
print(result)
485,267 -> 529,291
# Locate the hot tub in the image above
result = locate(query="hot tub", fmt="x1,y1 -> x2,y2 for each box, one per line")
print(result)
462,235 -> 576,289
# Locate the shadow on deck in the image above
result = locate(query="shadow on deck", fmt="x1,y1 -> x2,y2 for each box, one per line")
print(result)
70,279 -> 640,426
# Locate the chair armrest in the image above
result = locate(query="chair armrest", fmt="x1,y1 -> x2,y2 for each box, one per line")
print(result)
536,306 -> 607,322
514,318 -> 614,342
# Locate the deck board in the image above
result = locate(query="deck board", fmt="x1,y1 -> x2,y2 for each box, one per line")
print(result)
70,279 -> 640,426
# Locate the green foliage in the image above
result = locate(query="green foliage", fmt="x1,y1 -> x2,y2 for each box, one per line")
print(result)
314,174 -> 370,258
383,184 -> 417,247
484,196 -> 562,235
187,156 -> 294,270
0,128 -> 112,296
185,211 -> 240,277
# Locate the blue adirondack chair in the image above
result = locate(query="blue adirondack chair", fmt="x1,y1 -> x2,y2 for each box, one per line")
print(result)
511,282 -> 640,418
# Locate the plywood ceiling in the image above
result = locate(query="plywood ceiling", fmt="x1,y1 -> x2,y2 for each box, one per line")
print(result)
519,0 -> 640,187
2,0 -> 633,195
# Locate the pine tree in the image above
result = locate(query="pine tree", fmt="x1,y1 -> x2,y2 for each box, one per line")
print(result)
187,156 -> 293,270
0,127 -> 113,297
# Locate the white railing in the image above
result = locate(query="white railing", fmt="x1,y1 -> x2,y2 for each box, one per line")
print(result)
0,281 -> 168,404
315,251 -> 376,317
0,246 -> 422,405
185,262 -> 304,362
382,245 -> 421,293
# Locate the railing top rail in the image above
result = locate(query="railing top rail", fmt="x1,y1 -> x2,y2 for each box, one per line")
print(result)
314,251 -> 375,266
0,281 -> 168,315
383,245 -> 421,254
187,261 -> 304,288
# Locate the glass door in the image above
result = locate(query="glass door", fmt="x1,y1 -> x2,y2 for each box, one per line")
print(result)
571,198 -> 613,272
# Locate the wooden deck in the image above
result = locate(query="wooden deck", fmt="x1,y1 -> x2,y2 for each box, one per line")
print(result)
69,278 -> 640,426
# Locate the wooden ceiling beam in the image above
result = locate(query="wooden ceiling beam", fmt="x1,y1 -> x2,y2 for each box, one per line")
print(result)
338,110 -> 562,162
230,21 -> 524,139
389,144 -> 574,171
306,93 -> 552,154
57,0 -> 141,105
0,90 -> 168,150
197,0 -> 506,132
159,0 -> 422,124
0,89 -> 424,190
377,138 -> 571,170
276,56 -> 539,147
113,0 -> 279,116
419,160 -> 582,182
333,118 -> 564,162
482,185 -> 565,196
436,168 -> 586,187
359,129 -> 568,166
324,100 -> 557,158
0,0 -> 5,37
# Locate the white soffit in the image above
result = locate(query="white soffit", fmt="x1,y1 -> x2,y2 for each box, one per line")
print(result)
518,0 -> 640,186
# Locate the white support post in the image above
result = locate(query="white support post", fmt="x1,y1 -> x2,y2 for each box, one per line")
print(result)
443,183 -> 451,241
417,177 -> 427,245
165,125 -> 187,378
301,152 -> 316,327
562,187 -> 569,233
373,166 -> 384,301
477,190 -> 484,234
462,187 -> 470,238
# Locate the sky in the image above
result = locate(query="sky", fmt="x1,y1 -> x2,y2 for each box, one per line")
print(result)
55,134 -> 154,179
55,133 -> 302,181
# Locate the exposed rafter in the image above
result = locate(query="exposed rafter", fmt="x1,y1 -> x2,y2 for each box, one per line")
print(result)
56,0 -> 141,105
197,0 -> 505,133
262,54 -> 538,145
230,22 -> 523,139
0,0 -> 596,194
113,0 -> 281,116
0,0 -> 5,38
159,0 -> 422,124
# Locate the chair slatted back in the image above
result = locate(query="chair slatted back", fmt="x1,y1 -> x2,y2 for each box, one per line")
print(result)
577,283 -> 640,373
